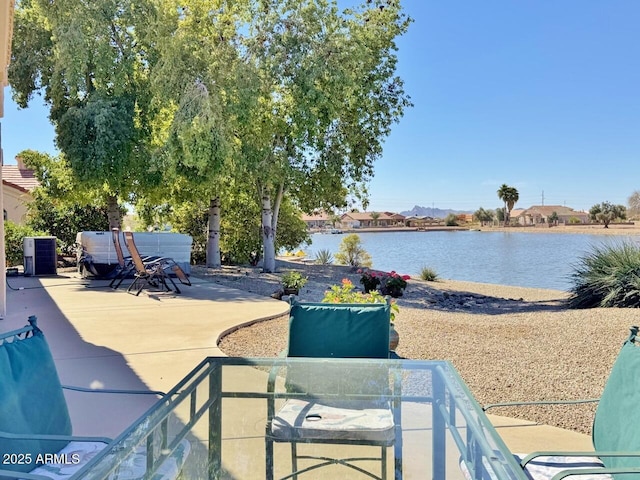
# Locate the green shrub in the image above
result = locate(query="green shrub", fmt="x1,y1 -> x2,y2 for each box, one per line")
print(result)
445,214 -> 458,226
281,271 -> 308,289
314,249 -> 333,265
334,234 -> 372,268
568,241 -> 640,308
322,278 -> 399,322
5,221 -> 48,267
419,266 -> 439,282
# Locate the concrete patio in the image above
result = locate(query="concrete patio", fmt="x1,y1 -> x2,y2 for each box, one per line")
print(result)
0,271 -> 289,439
0,271 -> 594,478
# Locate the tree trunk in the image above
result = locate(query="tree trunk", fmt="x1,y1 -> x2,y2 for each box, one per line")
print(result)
260,182 -> 285,273
107,195 -> 121,229
261,193 -> 276,272
206,197 -> 222,268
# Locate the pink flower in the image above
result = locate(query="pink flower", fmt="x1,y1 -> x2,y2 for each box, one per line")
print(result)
402,275 -> 411,280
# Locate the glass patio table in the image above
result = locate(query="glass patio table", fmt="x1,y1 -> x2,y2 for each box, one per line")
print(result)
72,357 -> 529,480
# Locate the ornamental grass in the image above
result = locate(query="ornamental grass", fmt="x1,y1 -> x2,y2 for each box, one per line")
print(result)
568,241 -> 640,308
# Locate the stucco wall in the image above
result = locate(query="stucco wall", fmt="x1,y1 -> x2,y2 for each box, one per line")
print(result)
3,185 -> 31,223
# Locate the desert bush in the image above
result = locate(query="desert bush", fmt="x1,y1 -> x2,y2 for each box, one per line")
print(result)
281,271 -> 308,290
314,249 -> 333,265
419,266 -> 439,282
334,234 -> 372,268
568,241 -> 640,308
445,214 -> 458,226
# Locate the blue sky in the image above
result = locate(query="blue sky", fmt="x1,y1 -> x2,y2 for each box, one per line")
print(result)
2,1 -> 639,214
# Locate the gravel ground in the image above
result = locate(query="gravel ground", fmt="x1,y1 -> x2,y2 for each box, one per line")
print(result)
195,259 -> 637,435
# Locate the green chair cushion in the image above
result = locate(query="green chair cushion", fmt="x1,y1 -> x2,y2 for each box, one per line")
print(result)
593,340 -> 640,469
285,302 -> 391,396
0,330 -> 72,473
287,302 -> 390,358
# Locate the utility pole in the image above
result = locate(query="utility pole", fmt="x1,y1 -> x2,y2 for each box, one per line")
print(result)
541,190 -> 545,206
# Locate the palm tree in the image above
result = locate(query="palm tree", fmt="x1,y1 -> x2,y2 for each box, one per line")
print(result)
497,184 -> 519,226
369,211 -> 381,227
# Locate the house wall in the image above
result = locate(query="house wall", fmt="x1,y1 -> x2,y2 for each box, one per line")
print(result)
304,219 -> 329,229
3,186 -> 31,224
340,219 -> 360,229
1,0 -> 15,117
517,212 -> 590,225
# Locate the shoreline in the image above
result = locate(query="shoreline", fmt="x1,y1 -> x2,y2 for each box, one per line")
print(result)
310,223 -> 640,236
478,223 -> 639,235
203,260 -> 636,436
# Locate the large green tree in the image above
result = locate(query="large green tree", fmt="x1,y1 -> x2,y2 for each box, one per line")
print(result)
146,0 -> 252,267
151,190 -> 310,266
18,150 -> 118,254
473,207 -> 494,226
236,0 -> 412,272
589,201 -> 626,228
9,0 -> 159,228
497,184 -> 519,226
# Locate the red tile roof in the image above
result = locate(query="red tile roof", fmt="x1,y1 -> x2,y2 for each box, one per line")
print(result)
341,211 -> 406,221
2,166 -> 39,193
301,213 -> 330,221
522,205 -> 586,217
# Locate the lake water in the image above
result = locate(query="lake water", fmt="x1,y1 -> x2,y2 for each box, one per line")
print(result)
301,230 -> 640,291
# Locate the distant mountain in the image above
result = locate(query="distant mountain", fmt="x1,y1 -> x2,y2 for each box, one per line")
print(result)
400,205 -> 473,219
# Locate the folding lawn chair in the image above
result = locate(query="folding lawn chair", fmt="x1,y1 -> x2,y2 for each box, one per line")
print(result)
265,300 -> 402,480
109,228 -> 139,289
462,326 -> 640,480
122,231 -> 191,296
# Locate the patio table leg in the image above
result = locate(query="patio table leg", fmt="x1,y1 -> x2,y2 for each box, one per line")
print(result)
432,370 -> 446,480
209,367 -> 222,480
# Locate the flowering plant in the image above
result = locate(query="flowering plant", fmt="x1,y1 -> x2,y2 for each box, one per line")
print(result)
358,269 -> 381,292
322,279 -> 399,322
380,271 -> 411,292
358,269 -> 410,297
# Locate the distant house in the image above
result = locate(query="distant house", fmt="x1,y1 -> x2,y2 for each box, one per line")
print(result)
515,205 -> 590,225
382,212 -> 406,225
404,215 -> 442,227
301,212 -> 331,229
340,211 -> 406,229
2,157 -> 40,224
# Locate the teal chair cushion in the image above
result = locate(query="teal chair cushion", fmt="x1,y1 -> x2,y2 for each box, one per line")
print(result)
285,302 -> 391,396
287,302 -> 390,358
592,340 -> 640,469
0,330 -> 72,473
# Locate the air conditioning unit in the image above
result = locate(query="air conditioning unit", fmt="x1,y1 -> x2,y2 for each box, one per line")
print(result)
23,236 -> 57,276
